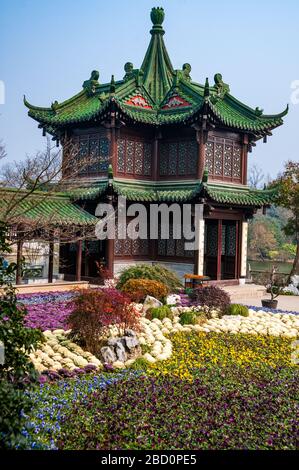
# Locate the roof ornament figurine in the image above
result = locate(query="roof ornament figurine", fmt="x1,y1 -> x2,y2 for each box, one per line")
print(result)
51,100 -> 59,112
213,73 -> 230,99
82,70 -> 100,96
123,62 -> 139,81
255,107 -> 264,116
181,63 -> 192,82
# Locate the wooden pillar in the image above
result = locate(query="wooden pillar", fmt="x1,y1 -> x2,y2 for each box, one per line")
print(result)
76,239 -> 82,281
217,220 -> 222,281
48,241 -> 54,283
16,240 -> 23,285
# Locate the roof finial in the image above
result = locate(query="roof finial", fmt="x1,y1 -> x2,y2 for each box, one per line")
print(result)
150,7 -> 165,34
110,75 -> 116,94
204,77 -> 210,98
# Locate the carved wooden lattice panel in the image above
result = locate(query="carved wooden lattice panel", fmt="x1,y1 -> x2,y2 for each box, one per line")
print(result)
224,144 -> 233,177
232,145 -> 241,178
159,140 -> 197,177
205,137 -> 242,181
144,143 -> 152,176
117,139 -> 152,177
76,134 -> 110,174
117,139 -> 126,173
126,141 -> 134,174
214,143 -> 223,176
159,143 -> 168,176
205,141 -> 214,174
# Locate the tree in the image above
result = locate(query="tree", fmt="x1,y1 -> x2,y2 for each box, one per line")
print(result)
248,164 -> 264,189
248,219 -> 277,260
272,161 -> 299,279
0,140 -> 6,160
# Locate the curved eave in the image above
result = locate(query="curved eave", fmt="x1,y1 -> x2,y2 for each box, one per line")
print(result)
203,183 -> 279,207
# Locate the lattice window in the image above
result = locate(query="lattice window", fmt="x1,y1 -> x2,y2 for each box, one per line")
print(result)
159,140 -> 197,177
232,146 -> 241,178
116,139 -> 152,177
126,141 -> 134,174
117,139 -> 126,173
76,134 -> 110,174
205,137 -> 242,182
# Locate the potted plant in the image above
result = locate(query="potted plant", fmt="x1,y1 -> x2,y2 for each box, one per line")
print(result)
261,266 -> 285,309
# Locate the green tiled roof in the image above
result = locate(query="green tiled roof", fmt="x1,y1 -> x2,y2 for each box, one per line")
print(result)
24,8 -> 287,136
67,181 -> 108,200
112,180 -> 202,202
203,183 -> 279,206
0,188 -> 98,226
68,178 -> 278,207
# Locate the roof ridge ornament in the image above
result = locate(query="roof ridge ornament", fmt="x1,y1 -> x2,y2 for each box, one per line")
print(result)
204,77 -> 210,98
213,73 -> 230,99
82,70 -> 100,96
150,7 -> 165,33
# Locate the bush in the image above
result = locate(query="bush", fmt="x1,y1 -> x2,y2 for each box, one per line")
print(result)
147,305 -> 173,321
179,311 -> 197,325
189,285 -> 230,315
117,264 -> 182,291
121,279 -> 169,302
68,288 -> 140,355
226,304 -> 249,317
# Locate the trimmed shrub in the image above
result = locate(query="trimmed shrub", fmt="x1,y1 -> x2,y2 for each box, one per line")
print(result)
147,305 -> 173,321
68,288 -> 140,355
226,304 -> 249,317
179,311 -> 198,325
189,285 -> 230,315
121,279 -> 169,302
117,264 -> 182,291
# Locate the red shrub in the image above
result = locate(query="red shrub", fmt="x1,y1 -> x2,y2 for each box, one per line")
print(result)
189,285 -> 231,315
68,288 -> 140,355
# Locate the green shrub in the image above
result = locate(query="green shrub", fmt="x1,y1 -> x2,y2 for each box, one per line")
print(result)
179,311 -> 198,325
189,285 -> 230,315
120,278 -> 169,302
117,264 -> 182,291
147,305 -> 173,321
226,304 -> 249,317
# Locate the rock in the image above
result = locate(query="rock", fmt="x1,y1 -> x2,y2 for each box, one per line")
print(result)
124,336 -> 139,350
107,338 -> 118,347
124,329 -> 137,337
143,295 -> 163,313
100,346 -> 116,364
115,341 -> 127,362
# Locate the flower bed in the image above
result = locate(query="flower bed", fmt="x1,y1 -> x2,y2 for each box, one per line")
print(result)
51,333 -> 298,450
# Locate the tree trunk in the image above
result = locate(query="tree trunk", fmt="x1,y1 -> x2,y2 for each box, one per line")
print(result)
288,240 -> 299,281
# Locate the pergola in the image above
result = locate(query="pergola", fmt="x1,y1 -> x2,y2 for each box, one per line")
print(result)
0,188 -> 98,284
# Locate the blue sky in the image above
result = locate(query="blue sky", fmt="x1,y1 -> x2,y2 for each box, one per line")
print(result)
1,0 -> 298,177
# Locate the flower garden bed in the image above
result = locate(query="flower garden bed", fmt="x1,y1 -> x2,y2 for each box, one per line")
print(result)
23,332 -> 298,450
15,281 -> 299,450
